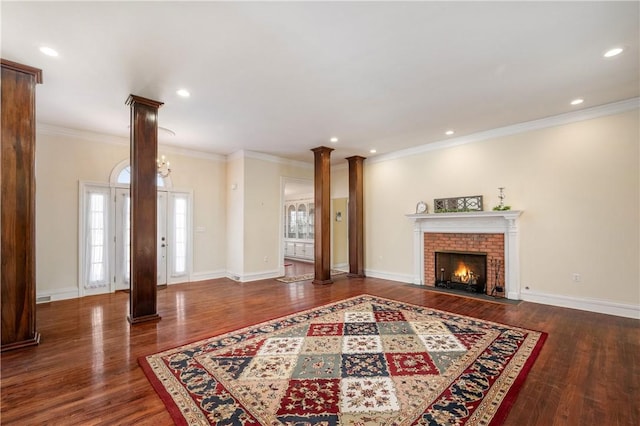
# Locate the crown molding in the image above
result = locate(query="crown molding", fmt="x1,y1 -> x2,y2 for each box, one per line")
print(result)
37,123 -> 129,146
160,145 -> 226,162
368,97 -> 640,165
227,149 -> 313,169
36,123 -> 226,162
38,97 -> 638,167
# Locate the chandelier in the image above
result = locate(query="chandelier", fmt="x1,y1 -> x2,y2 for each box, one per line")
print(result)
157,155 -> 171,177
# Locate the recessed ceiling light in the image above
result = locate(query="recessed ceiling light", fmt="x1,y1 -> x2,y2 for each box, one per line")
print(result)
370,149 -> 377,154
570,98 -> 584,106
330,137 -> 338,143
39,46 -> 58,57
445,130 -> 455,136
603,47 -> 623,58
176,89 -> 190,98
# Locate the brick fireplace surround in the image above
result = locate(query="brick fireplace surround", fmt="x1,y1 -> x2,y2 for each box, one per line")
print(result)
407,211 -> 522,300
425,233 -> 504,295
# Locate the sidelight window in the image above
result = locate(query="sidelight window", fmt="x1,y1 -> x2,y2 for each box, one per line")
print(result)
172,194 -> 188,275
81,184 -> 111,293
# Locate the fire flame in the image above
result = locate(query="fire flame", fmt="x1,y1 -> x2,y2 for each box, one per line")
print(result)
454,261 -> 472,283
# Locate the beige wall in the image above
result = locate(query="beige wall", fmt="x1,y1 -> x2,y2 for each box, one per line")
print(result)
35,129 -> 227,296
331,165 -> 349,199
363,110 -> 639,308
235,153 -> 313,279
243,156 -> 281,275
35,131 -> 128,296
34,108 -> 639,317
332,197 -> 349,267
225,153 -> 244,277
169,152 -> 227,279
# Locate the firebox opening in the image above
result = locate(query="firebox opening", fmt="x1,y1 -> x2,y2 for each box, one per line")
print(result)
435,251 -> 487,294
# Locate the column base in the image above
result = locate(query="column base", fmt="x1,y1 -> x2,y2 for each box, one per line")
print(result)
127,313 -> 161,325
1,332 -> 40,352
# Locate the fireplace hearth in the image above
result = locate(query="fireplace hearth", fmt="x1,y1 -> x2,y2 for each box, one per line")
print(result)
435,251 -> 486,294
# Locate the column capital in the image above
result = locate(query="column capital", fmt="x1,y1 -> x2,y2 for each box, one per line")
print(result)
125,94 -> 164,109
311,146 -> 334,154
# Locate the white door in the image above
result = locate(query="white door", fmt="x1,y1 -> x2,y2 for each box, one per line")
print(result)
157,191 -> 168,286
114,189 -> 168,289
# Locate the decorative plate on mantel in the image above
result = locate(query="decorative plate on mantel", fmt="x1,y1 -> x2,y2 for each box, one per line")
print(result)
416,201 -> 428,214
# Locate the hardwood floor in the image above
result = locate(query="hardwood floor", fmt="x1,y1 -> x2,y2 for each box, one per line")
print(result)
1,276 -> 638,425
283,259 -> 314,276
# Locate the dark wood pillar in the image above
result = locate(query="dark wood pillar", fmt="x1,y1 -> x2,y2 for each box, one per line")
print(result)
126,95 -> 163,324
346,156 -> 366,278
1,60 -> 42,351
312,146 -> 333,284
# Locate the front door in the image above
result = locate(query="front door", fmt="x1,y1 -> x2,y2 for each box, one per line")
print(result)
114,189 -> 168,290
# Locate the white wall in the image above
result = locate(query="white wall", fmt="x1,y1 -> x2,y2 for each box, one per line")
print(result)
363,109 -> 639,317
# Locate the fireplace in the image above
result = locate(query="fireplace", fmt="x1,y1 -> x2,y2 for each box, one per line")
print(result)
407,210 -> 523,300
435,251 -> 486,293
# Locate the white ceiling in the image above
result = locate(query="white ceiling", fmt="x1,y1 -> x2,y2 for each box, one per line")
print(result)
2,1 -> 638,163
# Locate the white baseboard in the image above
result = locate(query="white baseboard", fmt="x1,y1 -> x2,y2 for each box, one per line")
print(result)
363,270 -> 639,320
364,268 -> 414,284
36,287 -> 79,303
190,270 -> 226,282
520,289 -> 640,320
233,268 -> 282,282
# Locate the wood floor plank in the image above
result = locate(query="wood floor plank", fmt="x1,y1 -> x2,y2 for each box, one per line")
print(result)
1,276 -> 638,425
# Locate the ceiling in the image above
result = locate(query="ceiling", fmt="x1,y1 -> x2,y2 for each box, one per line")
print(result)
2,1 -> 638,164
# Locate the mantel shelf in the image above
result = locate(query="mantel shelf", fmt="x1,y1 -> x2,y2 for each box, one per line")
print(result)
406,210 -> 522,221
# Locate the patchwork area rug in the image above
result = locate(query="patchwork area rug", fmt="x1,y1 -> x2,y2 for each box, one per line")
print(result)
139,295 -> 546,425
276,270 -> 346,283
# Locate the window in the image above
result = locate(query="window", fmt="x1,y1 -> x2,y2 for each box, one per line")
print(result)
117,165 -> 165,187
122,195 -> 131,283
173,194 -> 188,275
81,185 -> 111,293
288,205 -> 296,238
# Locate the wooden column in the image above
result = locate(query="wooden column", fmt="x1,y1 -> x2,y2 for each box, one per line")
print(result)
346,156 -> 366,278
126,95 -> 163,324
312,146 -> 333,284
1,60 -> 42,351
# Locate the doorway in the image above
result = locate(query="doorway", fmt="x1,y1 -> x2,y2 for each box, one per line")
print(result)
282,178 -> 314,267
79,160 -> 192,297
113,190 -> 180,290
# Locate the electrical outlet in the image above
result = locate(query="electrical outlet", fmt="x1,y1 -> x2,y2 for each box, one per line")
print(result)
572,273 -> 582,282
263,256 -> 268,263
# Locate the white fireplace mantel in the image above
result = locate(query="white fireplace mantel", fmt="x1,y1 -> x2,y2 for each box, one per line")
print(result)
406,210 -> 523,300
